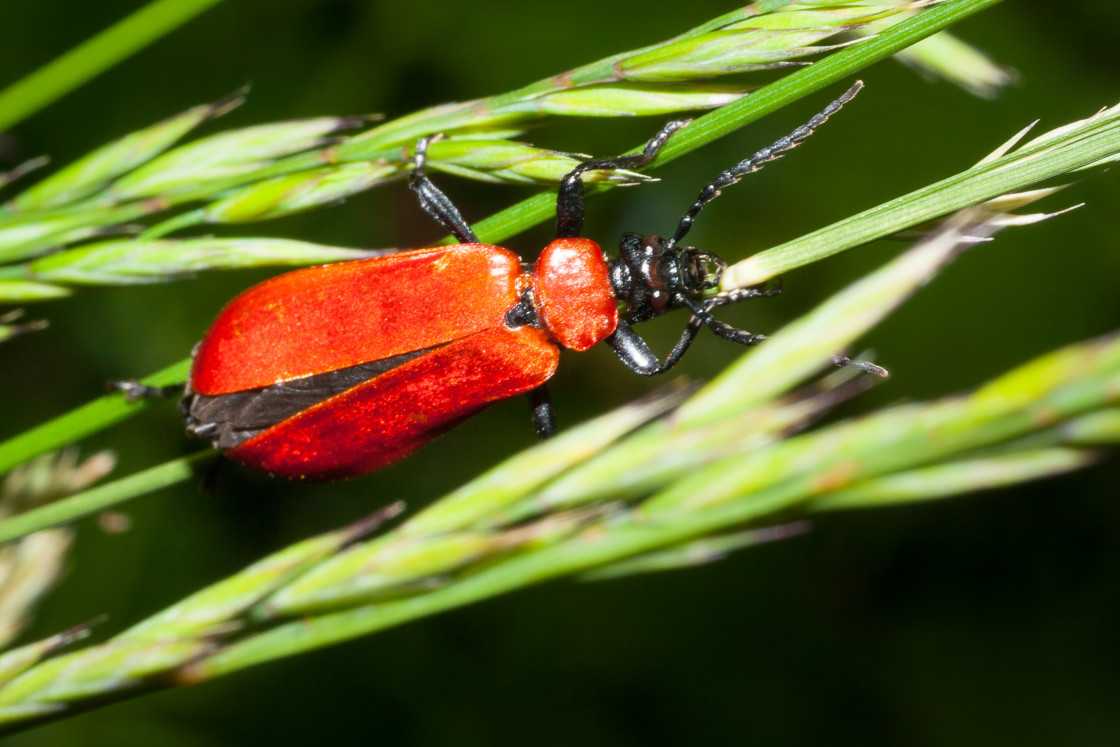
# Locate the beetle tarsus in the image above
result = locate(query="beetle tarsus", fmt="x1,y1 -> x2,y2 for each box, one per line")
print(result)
831,356 -> 889,378
528,385 -> 557,438
109,379 -> 185,401
710,283 -> 783,307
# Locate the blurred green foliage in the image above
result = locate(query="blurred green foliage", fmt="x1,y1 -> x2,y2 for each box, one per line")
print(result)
1,0 -> 1118,744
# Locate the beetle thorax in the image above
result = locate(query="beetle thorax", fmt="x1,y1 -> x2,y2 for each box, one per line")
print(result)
609,234 -> 726,322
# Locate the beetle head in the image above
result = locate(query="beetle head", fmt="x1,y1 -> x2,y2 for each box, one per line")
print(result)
610,233 -> 726,322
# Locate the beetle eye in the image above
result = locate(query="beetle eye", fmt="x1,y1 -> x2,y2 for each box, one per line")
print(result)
701,253 -> 726,289
681,249 -> 725,292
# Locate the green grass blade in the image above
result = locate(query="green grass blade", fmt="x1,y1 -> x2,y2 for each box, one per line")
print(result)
0,454 -> 211,546
727,104 -> 1120,287
0,0 -> 226,132
0,360 -> 190,478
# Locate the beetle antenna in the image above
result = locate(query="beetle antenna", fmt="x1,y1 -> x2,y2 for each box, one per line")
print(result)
667,80 -> 863,249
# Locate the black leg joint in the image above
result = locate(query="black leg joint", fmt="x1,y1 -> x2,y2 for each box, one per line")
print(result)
109,379 -> 185,401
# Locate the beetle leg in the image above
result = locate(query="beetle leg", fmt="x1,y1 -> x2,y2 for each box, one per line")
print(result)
679,295 -> 769,347
528,385 -> 557,438
604,318 -> 696,376
108,379 -> 185,401
830,356 -> 889,377
678,297 -> 887,377
605,320 -> 663,376
683,296 -> 768,347
408,134 -> 480,244
555,119 -> 691,239
709,283 -> 783,307
608,299 -> 759,376
655,314 -> 710,372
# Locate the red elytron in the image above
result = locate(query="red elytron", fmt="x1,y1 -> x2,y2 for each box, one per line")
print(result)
171,83 -> 864,480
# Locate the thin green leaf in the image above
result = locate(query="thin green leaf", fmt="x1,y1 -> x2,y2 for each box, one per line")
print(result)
24,238 -> 386,285
0,360 -> 191,479
0,454 -> 211,547
726,101 -> 1120,287
0,0 -> 227,132
5,93 -> 242,212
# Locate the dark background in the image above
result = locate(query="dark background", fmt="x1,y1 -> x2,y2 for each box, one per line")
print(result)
3,1 -> 1119,744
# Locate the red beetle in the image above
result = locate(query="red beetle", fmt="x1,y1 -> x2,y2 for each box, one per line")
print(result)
124,84 -> 865,480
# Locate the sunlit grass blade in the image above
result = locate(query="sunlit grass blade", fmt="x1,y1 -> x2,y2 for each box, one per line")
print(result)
0,0 -> 227,133
185,329 -> 1115,681
0,200 -> 1116,732
0,626 -> 92,690
401,388 -> 688,537
20,238 -> 387,285
110,117 -> 364,200
4,93 -> 243,213
116,503 -> 403,642
0,453 -> 208,546
808,448 -> 1099,511
724,100 -> 1120,288
892,30 -> 1016,98
0,359 -> 190,479
580,522 -> 811,581
0,203 -> 156,264
335,1 -> 949,151
465,0 -> 1007,246
0,0 -> 997,279
0,639 -> 212,724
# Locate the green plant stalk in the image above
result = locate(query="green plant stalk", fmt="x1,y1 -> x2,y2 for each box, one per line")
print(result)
0,391 -> 680,546
521,211 -> 993,512
0,202 -> 159,265
0,452 -> 210,547
0,0 -> 226,133
0,360 -> 189,478
3,94 -> 241,214
118,503 -> 403,642
726,109 -> 1120,286
807,448 -> 1099,511
0,1 -> 919,291
3,330 -> 1112,725
0,626 -> 90,690
0,0 -> 992,268
341,3 -> 936,151
0,93 -> 1110,527
0,281 -> 67,302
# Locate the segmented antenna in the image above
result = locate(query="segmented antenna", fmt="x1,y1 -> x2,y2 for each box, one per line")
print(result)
668,80 -> 864,249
